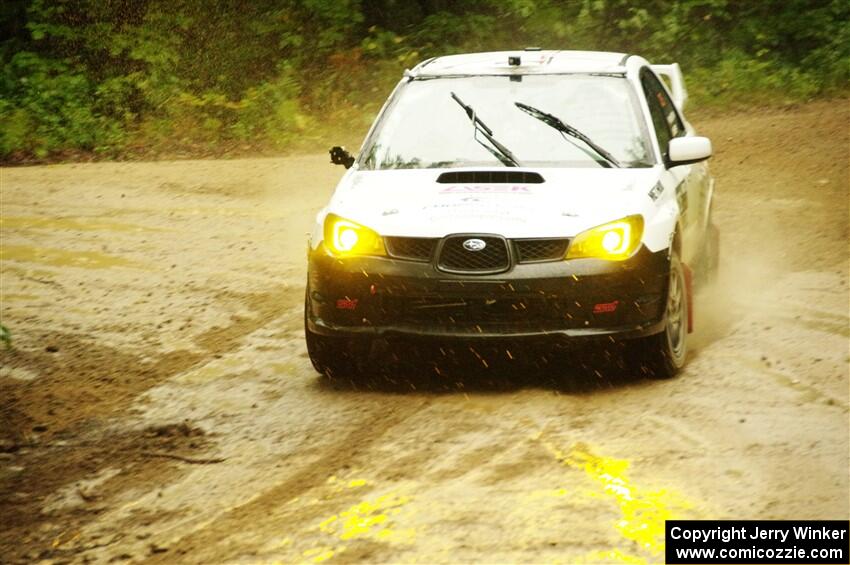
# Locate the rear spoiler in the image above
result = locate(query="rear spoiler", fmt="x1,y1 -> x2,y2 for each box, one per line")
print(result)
650,63 -> 688,111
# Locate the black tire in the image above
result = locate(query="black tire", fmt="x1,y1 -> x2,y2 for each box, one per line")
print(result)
304,290 -> 366,380
625,251 -> 688,379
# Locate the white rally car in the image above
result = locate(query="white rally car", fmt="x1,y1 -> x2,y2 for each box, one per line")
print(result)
305,49 -> 718,379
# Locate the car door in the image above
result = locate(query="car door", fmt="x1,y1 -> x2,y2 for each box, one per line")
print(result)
640,68 -> 703,264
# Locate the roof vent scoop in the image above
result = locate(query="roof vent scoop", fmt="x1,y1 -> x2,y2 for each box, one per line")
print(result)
436,171 -> 545,184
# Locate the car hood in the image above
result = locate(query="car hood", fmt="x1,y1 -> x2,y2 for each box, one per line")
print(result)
328,167 -> 662,238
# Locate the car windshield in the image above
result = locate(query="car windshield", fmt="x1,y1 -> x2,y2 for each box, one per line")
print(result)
359,74 -> 654,170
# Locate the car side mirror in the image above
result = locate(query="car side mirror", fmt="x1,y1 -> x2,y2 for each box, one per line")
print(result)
667,136 -> 712,167
330,146 -> 355,169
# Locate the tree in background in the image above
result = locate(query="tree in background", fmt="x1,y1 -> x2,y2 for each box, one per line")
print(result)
1,0 -> 847,161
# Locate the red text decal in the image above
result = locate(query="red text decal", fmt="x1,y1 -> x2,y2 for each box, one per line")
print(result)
336,298 -> 359,310
593,300 -> 619,314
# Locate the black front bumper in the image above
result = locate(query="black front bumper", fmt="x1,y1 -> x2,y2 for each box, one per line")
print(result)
306,245 -> 670,341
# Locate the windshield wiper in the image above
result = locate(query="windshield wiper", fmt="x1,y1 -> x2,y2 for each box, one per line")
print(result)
451,92 -> 521,167
514,101 -> 621,168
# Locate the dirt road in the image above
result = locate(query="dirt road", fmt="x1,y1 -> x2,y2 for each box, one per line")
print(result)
1,100 -> 848,564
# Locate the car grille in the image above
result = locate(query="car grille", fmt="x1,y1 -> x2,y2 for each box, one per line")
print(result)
514,238 -> 569,263
386,236 -> 568,269
382,292 -> 625,330
387,295 -> 557,325
385,237 -> 438,262
437,236 -> 509,274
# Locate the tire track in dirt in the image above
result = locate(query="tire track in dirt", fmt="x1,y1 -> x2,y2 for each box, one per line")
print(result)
0,285 -> 297,561
143,397 -> 431,563
1,286 -> 294,436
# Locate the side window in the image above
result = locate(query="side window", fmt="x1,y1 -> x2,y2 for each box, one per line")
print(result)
640,69 -> 685,159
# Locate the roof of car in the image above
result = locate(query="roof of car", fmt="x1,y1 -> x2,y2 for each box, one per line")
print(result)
410,50 -> 630,77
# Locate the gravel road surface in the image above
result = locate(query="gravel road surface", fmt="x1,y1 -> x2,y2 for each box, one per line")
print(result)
1,100 -> 848,564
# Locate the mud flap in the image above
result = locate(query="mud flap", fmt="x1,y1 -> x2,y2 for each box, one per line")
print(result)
683,263 -> 694,333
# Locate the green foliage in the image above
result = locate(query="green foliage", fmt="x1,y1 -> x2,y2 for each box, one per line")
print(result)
142,65 -> 304,150
0,323 -> 11,349
234,68 -> 305,146
1,0 -> 847,161
687,52 -> 825,109
0,51 -> 126,157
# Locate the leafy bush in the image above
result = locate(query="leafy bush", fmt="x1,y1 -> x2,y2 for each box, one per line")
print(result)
0,0 -> 847,161
687,53 -> 824,109
0,52 -> 125,157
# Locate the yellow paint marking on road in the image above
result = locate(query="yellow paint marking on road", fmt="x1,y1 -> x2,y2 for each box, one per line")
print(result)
301,545 -> 340,563
275,479 -> 413,564
573,445 -> 690,555
532,432 -> 695,561
319,492 -> 414,542
324,476 -> 371,494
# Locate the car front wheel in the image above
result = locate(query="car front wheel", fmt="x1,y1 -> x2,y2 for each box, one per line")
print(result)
625,250 -> 688,379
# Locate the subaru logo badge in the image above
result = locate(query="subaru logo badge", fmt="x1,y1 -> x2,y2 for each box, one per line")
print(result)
463,238 -> 487,252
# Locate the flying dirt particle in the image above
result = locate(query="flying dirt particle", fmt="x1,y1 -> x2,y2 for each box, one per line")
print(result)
45,345 -> 59,353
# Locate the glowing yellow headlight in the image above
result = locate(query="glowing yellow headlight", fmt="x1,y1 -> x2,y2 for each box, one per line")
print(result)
323,214 -> 386,256
566,215 -> 644,261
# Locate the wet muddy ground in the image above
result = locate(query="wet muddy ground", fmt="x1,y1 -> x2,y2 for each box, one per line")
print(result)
1,100 -> 848,564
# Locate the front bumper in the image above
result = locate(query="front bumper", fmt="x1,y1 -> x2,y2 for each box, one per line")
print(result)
306,245 -> 670,341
